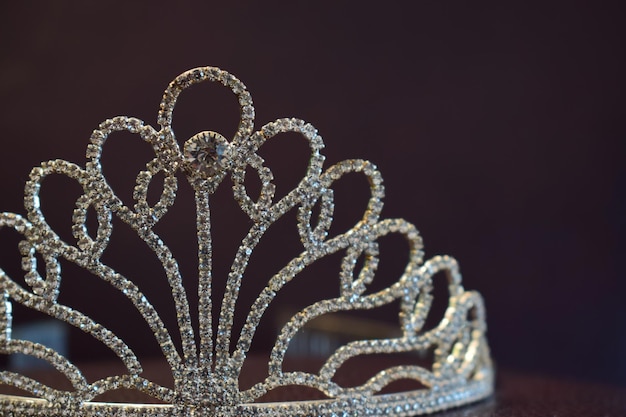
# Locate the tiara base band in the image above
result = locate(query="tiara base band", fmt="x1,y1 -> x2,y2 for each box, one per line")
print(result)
0,373 -> 492,416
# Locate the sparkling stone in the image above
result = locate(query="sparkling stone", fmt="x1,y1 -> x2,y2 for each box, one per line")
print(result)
183,131 -> 230,178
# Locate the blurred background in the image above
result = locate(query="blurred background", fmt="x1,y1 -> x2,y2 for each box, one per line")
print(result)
0,1 -> 624,387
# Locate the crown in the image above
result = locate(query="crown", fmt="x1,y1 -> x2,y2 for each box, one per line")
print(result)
0,67 -> 493,416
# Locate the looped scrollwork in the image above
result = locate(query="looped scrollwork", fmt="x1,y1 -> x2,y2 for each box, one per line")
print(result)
0,66 -> 493,415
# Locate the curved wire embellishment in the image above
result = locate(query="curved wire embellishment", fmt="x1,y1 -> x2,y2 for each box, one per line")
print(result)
0,66 -> 493,416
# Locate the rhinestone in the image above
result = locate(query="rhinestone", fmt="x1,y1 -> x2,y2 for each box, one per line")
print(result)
183,131 -> 230,179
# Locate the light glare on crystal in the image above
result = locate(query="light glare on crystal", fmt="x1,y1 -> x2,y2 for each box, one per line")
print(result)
184,131 -> 230,179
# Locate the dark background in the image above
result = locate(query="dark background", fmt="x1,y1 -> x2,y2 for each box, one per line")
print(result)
0,1 -> 624,386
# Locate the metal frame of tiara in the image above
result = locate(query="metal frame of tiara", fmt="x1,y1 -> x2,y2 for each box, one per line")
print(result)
0,67 -> 493,416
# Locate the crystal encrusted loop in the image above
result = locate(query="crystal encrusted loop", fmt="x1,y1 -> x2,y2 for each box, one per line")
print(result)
0,66 -> 494,416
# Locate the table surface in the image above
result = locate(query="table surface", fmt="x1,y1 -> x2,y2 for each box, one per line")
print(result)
441,371 -> 626,417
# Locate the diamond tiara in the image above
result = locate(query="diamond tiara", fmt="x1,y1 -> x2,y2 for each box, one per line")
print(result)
0,67 -> 494,416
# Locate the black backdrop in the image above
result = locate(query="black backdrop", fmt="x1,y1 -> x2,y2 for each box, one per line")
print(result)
0,1 -> 624,385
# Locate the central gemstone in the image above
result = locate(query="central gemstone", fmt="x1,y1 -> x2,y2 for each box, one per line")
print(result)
184,131 -> 230,178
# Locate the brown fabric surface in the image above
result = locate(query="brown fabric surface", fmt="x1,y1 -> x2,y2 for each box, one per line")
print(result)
440,372 -> 626,417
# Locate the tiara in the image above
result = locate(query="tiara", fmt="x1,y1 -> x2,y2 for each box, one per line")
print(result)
0,67 -> 493,416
